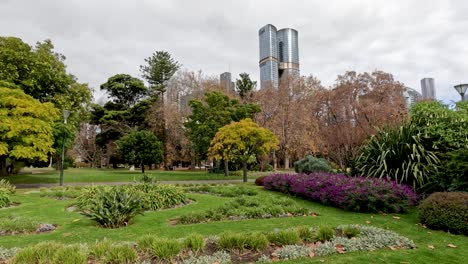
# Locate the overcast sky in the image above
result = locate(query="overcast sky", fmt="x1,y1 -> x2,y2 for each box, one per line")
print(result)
1,0 -> 467,103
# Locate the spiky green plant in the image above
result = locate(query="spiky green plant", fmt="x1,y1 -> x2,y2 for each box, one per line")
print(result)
354,124 -> 439,190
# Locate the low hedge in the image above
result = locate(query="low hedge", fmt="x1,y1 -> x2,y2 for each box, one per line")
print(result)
418,192 -> 468,235
263,173 -> 418,213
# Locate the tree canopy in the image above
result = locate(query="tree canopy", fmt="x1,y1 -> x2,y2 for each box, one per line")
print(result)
140,51 -> 181,96
208,118 -> 278,182
100,74 -> 148,108
235,73 -> 256,101
116,130 -> 163,173
0,87 -> 58,175
185,91 -> 260,162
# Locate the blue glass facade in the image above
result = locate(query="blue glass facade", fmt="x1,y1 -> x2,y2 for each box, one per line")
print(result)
259,24 -> 299,89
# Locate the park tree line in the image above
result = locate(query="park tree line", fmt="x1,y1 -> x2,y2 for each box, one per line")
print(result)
1,36 -> 414,177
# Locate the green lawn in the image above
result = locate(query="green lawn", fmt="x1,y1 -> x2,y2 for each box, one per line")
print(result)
1,168 -> 272,184
0,184 -> 467,263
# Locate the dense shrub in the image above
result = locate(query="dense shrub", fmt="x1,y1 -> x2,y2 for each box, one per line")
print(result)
76,184 -> 187,227
0,191 -> 11,208
78,186 -> 144,228
354,124 -> 439,190
264,173 -> 417,213
0,179 -> 15,194
294,155 -> 331,174
0,179 -> 15,208
255,176 -> 267,186
132,183 -> 187,210
425,148 -> 468,193
418,192 -> 468,235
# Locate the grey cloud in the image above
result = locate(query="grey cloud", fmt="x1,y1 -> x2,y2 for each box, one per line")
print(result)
1,0 -> 467,102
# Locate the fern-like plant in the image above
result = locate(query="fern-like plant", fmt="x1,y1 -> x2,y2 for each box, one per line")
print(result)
354,124 -> 439,190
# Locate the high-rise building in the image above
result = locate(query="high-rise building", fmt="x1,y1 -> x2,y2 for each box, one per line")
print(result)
220,72 -> 235,92
403,86 -> 422,109
420,78 -> 436,100
259,24 -> 299,89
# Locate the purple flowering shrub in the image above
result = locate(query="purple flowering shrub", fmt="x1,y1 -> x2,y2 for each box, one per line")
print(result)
263,173 -> 418,213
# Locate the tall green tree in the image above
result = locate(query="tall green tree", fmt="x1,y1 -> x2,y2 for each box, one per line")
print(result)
209,119 -> 278,182
185,91 -> 260,169
0,37 -> 93,167
100,74 -> 147,108
117,130 -> 163,173
235,73 -> 256,101
140,51 -> 181,97
0,87 -> 58,175
140,51 -> 181,169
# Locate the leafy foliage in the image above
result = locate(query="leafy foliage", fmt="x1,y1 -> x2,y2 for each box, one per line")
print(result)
185,91 -> 260,161
184,233 -> 205,255
264,173 -> 418,213
354,124 -> 439,190
208,118 -> 278,181
266,229 -> 301,246
294,155 -> 331,174
176,195 -> 310,224
117,130 -> 163,173
418,192 -> 468,235
132,183 -> 187,210
0,216 -> 39,234
90,239 -> 137,264
100,74 -> 148,107
0,88 -> 58,175
235,73 -> 256,101
183,185 -> 258,197
0,179 -> 15,194
410,101 -> 468,152
140,51 -> 181,96
77,185 -> 144,228
138,236 -> 183,261
10,242 -> 88,264
312,225 -> 415,257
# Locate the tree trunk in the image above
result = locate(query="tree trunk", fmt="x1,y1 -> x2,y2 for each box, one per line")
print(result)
272,151 -> 277,171
242,162 -> 248,182
224,159 -> 229,176
0,157 -> 7,177
141,164 -> 145,173
284,153 -> 290,169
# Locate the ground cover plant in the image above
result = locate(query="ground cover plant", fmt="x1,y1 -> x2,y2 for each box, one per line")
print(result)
264,173 -> 418,213
39,186 -> 83,199
182,184 -> 258,197
0,216 -> 39,235
3,225 -> 416,263
175,195 -> 313,224
0,184 -> 466,263
75,184 -> 188,228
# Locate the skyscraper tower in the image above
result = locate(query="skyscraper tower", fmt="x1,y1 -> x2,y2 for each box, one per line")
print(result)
259,24 -> 299,89
421,78 -> 436,100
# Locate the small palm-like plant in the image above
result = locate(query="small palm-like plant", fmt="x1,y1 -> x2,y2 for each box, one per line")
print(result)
354,124 -> 439,190
79,186 -> 144,228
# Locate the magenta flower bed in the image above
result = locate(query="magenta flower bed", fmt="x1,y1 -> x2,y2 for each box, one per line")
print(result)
263,173 -> 418,213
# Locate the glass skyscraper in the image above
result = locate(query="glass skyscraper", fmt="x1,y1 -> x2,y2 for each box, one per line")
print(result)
259,24 -> 299,89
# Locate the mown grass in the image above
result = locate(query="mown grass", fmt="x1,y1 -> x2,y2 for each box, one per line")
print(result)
1,168 -> 273,184
0,184 -> 466,264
